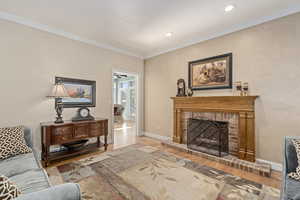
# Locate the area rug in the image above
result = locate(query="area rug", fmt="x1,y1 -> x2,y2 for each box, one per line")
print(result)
47,144 -> 280,200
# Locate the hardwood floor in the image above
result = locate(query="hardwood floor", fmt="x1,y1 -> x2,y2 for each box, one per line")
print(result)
46,126 -> 282,190
113,120 -> 137,149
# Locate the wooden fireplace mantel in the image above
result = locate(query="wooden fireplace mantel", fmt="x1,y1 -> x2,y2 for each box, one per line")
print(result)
171,96 -> 258,162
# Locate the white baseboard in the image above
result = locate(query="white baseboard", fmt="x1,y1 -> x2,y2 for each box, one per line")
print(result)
256,159 -> 282,171
143,132 -> 171,141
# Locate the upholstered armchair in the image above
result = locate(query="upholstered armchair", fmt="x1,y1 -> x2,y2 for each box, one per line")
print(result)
281,136 -> 300,200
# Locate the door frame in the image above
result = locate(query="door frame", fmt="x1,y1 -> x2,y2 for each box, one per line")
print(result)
111,69 -> 140,144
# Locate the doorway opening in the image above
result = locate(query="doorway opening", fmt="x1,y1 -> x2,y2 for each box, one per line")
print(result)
112,72 -> 137,149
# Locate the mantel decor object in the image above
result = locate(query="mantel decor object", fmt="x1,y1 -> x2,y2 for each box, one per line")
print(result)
242,82 -> 249,96
187,88 -> 193,97
47,81 -> 69,123
176,79 -> 187,97
233,81 -> 249,96
234,81 -> 242,96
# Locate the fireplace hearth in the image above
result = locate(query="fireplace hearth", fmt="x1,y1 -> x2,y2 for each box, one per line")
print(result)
187,119 -> 229,157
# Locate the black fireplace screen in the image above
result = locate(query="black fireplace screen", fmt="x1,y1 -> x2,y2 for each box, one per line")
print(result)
187,118 -> 229,157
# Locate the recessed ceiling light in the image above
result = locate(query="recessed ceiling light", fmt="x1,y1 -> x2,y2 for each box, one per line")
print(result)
225,5 -> 235,12
165,32 -> 173,37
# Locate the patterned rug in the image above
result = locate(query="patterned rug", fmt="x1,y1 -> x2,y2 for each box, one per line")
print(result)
47,144 -> 280,200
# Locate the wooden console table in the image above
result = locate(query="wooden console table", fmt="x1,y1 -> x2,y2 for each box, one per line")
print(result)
41,118 -> 108,167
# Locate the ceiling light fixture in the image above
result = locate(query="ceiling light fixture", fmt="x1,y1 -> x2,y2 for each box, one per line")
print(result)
165,32 -> 173,37
225,5 -> 235,12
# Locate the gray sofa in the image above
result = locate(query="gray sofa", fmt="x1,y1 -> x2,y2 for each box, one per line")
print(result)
282,136 -> 300,200
0,128 -> 81,200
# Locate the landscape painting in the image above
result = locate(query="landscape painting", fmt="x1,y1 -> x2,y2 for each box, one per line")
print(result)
55,77 -> 96,107
188,53 -> 232,90
63,83 -> 93,104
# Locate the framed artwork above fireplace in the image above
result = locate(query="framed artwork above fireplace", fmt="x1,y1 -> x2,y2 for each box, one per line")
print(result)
188,53 -> 232,90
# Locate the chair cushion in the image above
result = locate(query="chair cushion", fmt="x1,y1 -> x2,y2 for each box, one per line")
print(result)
0,126 -> 32,160
0,175 -> 21,199
9,169 -> 50,194
0,153 -> 39,178
285,176 -> 300,200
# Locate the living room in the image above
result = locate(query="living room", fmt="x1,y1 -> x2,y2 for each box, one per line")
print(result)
0,1 -> 300,200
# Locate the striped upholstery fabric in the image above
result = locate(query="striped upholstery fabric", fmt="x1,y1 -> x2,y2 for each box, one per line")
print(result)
9,169 -> 50,194
0,153 -> 39,178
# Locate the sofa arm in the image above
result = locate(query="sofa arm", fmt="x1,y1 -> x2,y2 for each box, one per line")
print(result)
293,193 -> 300,200
15,183 -> 81,200
23,127 -> 33,148
281,136 -> 300,200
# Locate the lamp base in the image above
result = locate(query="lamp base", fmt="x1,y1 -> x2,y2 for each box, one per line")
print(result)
55,117 -> 64,124
55,99 -> 64,124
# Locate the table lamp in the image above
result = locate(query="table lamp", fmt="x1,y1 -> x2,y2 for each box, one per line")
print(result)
47,81 -> 69,123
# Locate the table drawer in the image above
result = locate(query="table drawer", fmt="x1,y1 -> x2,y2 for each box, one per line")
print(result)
52,126 -> 73,144
90,122 -> 104,136
74,124 -> 90,139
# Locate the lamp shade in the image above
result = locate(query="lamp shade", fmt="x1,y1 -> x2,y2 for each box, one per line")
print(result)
47,83 -> 69,98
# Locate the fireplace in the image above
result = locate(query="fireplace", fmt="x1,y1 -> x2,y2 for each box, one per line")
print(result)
187,119 -> 229,157
171,96 -> 258,162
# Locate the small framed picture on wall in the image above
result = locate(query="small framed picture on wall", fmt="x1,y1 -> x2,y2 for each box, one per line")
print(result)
188,53 -> 232,90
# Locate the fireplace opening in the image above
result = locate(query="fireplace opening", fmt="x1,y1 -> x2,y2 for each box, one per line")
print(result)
187,118 -> 229,157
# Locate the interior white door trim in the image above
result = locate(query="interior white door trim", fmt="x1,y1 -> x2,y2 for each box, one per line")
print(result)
111,69 -> 141,144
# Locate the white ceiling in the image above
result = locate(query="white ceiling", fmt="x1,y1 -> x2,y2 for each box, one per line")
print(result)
1,0 -> 300,59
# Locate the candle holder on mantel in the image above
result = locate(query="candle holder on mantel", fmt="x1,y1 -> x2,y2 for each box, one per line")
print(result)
242,82 -> 249,96
233,81 -> 250,96
233,81 -> 242,96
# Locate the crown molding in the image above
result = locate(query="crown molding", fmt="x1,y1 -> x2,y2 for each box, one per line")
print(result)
1,6 -> 300,61
0,11 -> 144,59
145,6 -> 300,59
